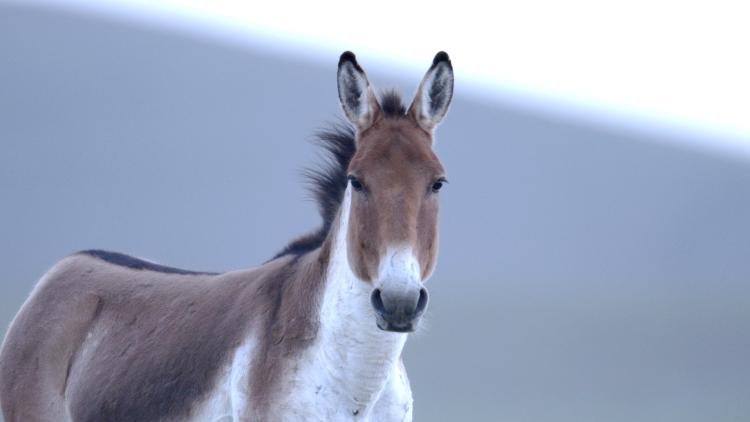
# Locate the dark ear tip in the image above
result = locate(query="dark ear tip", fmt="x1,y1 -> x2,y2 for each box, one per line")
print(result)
339,51 -> 363,71
432,51 -> 451,68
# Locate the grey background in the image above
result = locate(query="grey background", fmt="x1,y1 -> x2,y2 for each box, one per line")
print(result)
2,4 -> 750,421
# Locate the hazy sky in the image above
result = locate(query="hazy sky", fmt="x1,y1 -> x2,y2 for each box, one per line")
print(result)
24,0 -> 750,157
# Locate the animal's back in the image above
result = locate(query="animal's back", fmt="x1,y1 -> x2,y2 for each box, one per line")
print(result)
0,252 -> 262,422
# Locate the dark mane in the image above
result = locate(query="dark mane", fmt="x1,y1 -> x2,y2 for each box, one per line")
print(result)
273,90 -> 406,260
380,90 -> 407,117
273,123 -> 356,259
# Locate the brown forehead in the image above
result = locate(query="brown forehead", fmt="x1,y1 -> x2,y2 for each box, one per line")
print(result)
349,119 -> 444,177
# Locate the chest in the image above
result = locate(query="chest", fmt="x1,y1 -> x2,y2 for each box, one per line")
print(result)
190,339 -> 413,422
271,351 -> 414,422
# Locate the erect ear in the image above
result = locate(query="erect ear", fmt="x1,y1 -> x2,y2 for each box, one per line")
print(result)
337,52 -> 381,131
408,51 -> 454,132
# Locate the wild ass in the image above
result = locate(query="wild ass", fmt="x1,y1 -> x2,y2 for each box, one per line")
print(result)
0,51 -> 454,421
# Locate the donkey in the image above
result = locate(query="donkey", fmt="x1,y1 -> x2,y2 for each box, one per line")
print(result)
0,51 -> 453,421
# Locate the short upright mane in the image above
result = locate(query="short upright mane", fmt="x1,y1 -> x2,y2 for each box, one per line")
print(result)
273,91 -> 406,259
380,90 -> 406,117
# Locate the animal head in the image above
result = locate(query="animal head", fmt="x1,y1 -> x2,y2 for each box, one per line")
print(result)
337,51 -> 453,332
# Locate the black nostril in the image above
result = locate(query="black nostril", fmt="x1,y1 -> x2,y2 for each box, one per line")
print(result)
371,288 -> 386,315
415,288 -> 428,315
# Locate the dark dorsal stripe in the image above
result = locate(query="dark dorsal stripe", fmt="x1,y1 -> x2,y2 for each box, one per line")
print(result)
77,249 -> 219,275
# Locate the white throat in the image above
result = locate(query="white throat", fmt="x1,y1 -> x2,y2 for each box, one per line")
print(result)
314,186 -> 408,416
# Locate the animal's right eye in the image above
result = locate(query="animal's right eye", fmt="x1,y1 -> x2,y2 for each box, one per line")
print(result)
347,175 -> 363,191
431,177 -> 448,193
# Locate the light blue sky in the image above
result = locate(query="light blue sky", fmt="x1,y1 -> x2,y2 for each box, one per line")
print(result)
25,0 -> 750,159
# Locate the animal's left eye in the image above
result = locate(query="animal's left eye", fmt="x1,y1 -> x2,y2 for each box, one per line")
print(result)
347,175 -> 364,191
431,178 -> 447,193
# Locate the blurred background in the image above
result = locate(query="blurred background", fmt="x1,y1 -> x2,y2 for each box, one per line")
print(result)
1,1 -> 749,421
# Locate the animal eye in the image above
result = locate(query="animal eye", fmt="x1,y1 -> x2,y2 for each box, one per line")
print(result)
348,175 -> 363,191
432,178 -> 448,193
431,178 -> 447,193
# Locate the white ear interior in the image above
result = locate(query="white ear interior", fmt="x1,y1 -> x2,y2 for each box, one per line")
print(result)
337,54 -> 379,130
410,53 -> 454,131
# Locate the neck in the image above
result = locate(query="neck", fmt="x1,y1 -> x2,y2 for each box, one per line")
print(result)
315,186 -> 407,414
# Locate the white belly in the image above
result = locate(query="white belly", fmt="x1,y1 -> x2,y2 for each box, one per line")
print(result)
187,337 -> 255,422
